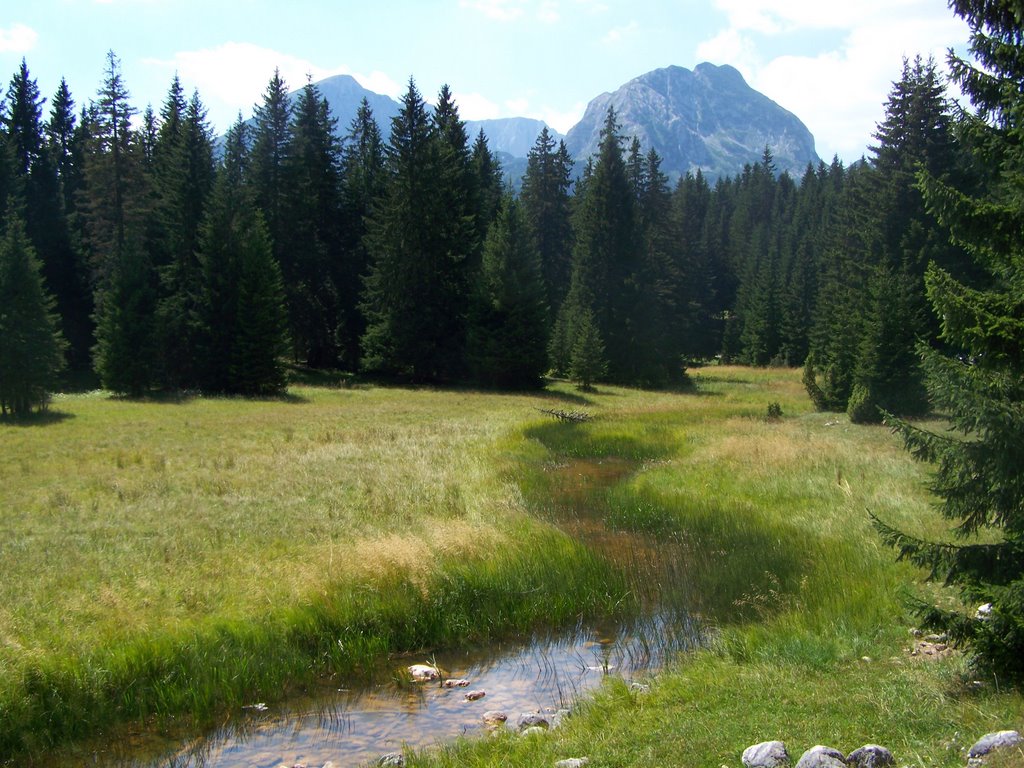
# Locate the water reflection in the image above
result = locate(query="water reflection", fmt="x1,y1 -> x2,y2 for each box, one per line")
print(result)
57,611 -> 699,768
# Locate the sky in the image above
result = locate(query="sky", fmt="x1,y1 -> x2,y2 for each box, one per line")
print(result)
1,0 -> 972,163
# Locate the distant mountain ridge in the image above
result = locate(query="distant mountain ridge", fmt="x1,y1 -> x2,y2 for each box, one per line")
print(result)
564,63 -> 819,180
300,64 -> 819,181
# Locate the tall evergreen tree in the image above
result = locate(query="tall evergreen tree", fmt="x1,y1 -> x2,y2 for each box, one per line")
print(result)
85,51 -> 158,392
0,212 -> 66,416
557,107 -> 637,383
5,61 -> 90,370
362,79 -> 472,380
467,193 -> 548,388
338,98 -> 385,370
521,127 -> 574,326
152,85 -> 214,387
874,1 -> 1024,682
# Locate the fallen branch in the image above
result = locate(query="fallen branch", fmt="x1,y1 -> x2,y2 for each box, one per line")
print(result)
536,408 -> 592,423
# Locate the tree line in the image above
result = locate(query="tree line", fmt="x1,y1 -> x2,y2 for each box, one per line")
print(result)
3,0 -> 1024,688
0,47 -> 991,416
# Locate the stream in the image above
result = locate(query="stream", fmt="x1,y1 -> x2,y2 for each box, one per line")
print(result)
43,458 -> 704,767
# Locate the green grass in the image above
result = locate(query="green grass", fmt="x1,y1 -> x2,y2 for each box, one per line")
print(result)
401,367 -> 1024,768
2,367 -> 1021,765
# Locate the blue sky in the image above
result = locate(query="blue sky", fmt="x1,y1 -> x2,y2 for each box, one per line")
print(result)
2,0 -> 969,163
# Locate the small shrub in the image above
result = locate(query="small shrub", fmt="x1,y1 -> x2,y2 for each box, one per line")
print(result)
765,402 -> 783,421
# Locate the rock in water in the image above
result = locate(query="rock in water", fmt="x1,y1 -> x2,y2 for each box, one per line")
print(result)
378,752 -> 405,767
407,663 -> 440,681
482,710 -> 508,725
743,741 -> 790,768
442,678 -> 470,687
847,744 -> 894,768
464,689 -> 486,701
795,745 -> 846,768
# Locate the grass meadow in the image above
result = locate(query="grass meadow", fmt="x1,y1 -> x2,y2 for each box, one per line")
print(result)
1,367 -> 1021,764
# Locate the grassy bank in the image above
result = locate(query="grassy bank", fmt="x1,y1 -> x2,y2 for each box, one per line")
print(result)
407,367 -> 1024,768
0,383 -> 631,756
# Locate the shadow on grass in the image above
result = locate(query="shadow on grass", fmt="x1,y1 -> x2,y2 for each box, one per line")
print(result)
0,410 -> 75,427
107,389 -> 311,405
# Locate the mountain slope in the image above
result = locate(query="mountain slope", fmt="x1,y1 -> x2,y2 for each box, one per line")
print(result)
564,63 -> 820,179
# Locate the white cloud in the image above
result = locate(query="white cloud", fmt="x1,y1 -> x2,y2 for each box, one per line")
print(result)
145,42 -> 405,131
603,20 -> 639,45
0,23 -> 38,53
455,90 -> 502,120
694,0 -> 972,161
537,0 -> 561,23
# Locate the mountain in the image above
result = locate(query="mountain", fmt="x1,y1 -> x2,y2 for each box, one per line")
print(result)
464,118 -> 563,158
304,74 -> 401,136
563,63 -> 820,180
297,64 -> 819,182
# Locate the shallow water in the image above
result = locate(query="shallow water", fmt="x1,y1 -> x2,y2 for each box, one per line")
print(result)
55,611 -> 699,767
45,458 -> 703,767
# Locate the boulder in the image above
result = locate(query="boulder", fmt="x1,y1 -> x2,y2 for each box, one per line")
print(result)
846,744 -> 894,768
795,745 -> 846,768
968,731 -> 1023,759
378,753 -> 405,767
482,710 -> 508,726
743,741 -> 791,768
521,725 -> 547,737
517,712 -> 551,731
407,664 -> 440,681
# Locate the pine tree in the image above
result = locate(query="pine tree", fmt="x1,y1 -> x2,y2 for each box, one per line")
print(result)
153,85 -> 214,387
521,127 -> 574,327
467,193 -> 547,388
874,2 -> 1024,682
282,78 -> 343,368
0,212 -> 66,416
5,61 -> 90,370
562,107 -> 637,382
361,80 -> 472,380
85,51 -> 158,393
338,98 -> 385,370
568,305 -> 606,391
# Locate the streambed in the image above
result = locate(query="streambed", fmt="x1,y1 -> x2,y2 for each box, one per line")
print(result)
42,458 -> 704,767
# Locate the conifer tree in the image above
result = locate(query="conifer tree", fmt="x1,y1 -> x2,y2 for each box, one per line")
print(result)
361,80 -> 473,380
467,193 -> 547,387
521,127 -> 574,325
338,98 -> 385,369
874,2 -> 1024,681
282,78 -> 343,367
85,51 -> 158,393
153,85 -> 214,387
569,305 -> 606,391
560,107 -> 637,382
5,61 -> 90,370
0,212 -> 66,416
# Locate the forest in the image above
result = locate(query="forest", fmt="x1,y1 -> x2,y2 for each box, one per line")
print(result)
0,48 -> 979,418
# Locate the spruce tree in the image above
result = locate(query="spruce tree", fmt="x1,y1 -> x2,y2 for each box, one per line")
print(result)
521,127 -> 574,326
282,78 -> 343,368
338,98 -> 385,370
0,212 -> 66,416
361,80 -> 472,380
569,305 -> 607,391
467,193 -> 547,388
874,2 -> 1024,682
